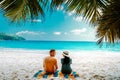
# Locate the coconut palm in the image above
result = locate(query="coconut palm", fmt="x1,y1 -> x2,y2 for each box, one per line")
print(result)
97,0 -> 120,45
0,0 -> 109,23
48,0 -> 120,44
1,0 -> 120,44
0,0 -> 46,22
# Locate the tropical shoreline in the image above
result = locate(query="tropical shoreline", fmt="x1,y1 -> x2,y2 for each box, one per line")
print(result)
0,48 -> 120,80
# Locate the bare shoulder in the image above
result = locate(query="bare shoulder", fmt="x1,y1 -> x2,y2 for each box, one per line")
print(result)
44,56 -> 56,60
44,56 -> 50,60
50,57 -> 57,62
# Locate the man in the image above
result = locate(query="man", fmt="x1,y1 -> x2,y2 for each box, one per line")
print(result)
43,49 -> 58,74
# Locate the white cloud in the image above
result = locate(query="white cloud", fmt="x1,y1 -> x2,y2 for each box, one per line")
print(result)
73,16 -> 83,22
28,19 -> 42,22
16,31 -> 45,36
64,32 -> 68,35
53,32 -> 61,35
71,28 -> 87,35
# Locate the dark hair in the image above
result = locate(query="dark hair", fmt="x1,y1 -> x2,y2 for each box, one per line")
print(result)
63,56 -> 70,64
49,49 -> 55,53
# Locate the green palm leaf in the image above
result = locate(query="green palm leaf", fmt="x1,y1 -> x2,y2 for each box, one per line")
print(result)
50,0 -> 108,24
0,0 -> 45,22
0,0 -> 109,23
1,0 -> 120,45
97,0 -> 120,44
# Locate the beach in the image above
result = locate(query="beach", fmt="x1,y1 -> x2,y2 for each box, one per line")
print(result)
0,48 -> 120,80
1,0 -> 120,79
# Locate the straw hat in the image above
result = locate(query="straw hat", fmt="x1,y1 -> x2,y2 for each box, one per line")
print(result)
62,51 -> 69,57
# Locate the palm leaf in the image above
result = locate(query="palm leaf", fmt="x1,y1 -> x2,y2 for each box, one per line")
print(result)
97,0 -> 120,44
0,0 -> 45,22
50,0 -> 64,10
0,0 -> 109,23
65,0 -> 109,24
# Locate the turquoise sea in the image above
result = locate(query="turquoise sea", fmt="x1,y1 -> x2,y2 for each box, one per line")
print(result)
0,41 -> 120,52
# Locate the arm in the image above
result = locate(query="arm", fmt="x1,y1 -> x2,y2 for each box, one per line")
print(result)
61,58 -> 63,64
55,59 -> 58,70
70,59 -> 72,64
43,58 -> 45,68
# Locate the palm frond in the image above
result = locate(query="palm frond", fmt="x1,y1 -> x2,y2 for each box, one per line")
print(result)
0,0 -> 45,22
0,0 -> 109,23
49,0 -> 109,24
49,0 -> 64,11
97,0 -> 120,44
65,0 -> 109,24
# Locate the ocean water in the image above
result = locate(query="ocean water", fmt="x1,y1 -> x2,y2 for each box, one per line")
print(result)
0,40 -> 120,52
0,41 -> 120,80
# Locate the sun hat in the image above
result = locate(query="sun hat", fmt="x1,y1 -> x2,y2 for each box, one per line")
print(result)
62,51 -> 69,57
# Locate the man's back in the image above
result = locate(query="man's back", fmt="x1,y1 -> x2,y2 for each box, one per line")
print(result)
44,56 -> 57,73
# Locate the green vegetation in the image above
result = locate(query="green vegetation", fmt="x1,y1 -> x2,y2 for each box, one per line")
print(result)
0,33 -> 25,40
0,0 -> 120,44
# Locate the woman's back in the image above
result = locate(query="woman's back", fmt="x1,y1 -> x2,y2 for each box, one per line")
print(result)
61,57 -> 72,74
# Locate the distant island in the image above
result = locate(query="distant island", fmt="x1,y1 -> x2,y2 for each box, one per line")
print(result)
0,33 -> 25,40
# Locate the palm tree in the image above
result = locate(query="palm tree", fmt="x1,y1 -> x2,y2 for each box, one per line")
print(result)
49,0 -> 120,45
97,0 -> 120,45
0,0 -> 109,23
0,0 -> 46,22
1,0 -> 120,45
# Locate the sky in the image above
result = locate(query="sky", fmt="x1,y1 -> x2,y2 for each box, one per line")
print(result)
0,8 -> 96,41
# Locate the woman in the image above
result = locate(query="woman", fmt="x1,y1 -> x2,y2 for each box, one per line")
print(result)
61,51 -> 72,74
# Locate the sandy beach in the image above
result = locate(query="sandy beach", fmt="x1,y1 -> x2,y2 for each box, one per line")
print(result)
0,48 -> 120,80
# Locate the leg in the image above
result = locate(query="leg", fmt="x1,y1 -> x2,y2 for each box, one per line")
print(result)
38,71 -> 46,79
59,72 -> 64,78
69,73 -> 74,80
48,74 -> 53,78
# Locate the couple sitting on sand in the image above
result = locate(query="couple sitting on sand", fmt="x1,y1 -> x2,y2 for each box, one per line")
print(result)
42,49 -> 73,78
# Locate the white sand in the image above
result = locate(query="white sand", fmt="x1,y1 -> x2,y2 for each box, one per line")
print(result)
0,48 -> 120,80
